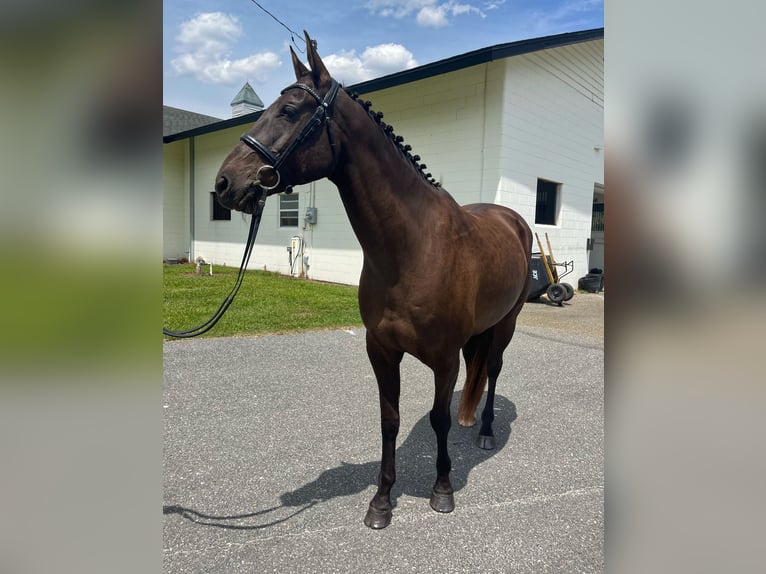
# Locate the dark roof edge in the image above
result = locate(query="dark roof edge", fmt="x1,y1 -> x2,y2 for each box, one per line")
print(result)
348,28 -> 604,95
163,28 -> 603,143
163,110 -> 263,143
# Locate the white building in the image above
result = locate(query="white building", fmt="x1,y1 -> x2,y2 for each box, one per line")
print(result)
163,28 -> 604,285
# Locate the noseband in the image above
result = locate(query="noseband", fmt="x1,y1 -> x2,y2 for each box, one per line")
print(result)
240,79 -> 340,192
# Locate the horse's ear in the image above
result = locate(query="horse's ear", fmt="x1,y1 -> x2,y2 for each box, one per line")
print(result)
304,30 -> 331,86
290,45 -> 309,81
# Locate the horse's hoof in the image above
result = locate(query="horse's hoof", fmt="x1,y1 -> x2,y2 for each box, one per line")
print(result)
364,506 -> 392,529
457,415 -> 476,427
477,434 -> 496,450
429,491 -> 455,513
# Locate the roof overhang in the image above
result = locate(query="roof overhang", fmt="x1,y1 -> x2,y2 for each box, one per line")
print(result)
163,27 -> 603,144
349,28 -> 603,95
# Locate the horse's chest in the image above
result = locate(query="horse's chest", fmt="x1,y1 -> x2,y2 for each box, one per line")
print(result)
360,274 -> 473,351
370,299 -> 468,354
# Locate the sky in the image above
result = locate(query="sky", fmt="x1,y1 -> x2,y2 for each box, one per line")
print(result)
163,0 -> 603,119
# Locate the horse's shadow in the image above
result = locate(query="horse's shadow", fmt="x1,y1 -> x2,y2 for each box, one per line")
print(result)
164,391 -> 516,530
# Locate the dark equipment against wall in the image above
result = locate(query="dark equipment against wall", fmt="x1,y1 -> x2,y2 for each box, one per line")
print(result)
527,232 -> 574,305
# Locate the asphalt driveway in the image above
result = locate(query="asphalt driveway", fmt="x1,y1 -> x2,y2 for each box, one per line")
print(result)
163,294 -> 604,573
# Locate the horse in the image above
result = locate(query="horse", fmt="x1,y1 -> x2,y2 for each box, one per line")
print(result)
214,32 -> 532,529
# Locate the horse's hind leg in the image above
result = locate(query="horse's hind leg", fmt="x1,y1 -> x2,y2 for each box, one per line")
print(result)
429,354 -> 460,513
478,302 -> 524,450
477,354 -> 501,450
457,330 -> 491,427
364,333 -> 403,529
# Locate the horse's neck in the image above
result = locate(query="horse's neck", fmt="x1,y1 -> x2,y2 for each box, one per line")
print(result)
328,110 -> 446,270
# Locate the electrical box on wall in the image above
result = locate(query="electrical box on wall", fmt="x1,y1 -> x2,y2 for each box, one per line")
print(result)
305,206 -> 318,225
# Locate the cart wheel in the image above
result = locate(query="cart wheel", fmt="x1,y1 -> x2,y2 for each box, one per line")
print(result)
562,283 -> 574,301
547,284 -> 566,305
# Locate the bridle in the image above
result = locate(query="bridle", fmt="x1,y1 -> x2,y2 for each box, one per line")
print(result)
163,79 -> 341,339
240,79 -> 340,193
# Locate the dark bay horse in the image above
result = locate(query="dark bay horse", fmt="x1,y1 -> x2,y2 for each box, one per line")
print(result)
215,32 -> 532,529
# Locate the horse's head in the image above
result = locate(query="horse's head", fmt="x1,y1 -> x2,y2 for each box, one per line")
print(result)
215,31 -> 340,213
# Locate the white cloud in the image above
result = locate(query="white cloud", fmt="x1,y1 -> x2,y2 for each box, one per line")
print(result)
175,12 -> 241,52
415,2 -> 482,27
416,6 -> 449,27
484,0 -> 506,10
527,0 -> 603,34
366,0 -> 432,19
367,0 -> 486,27
170,12 -> 282,86
323,44 -> 419,84
362,44 -> 419,72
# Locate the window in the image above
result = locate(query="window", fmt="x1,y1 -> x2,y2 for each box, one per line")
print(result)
211,192 -> 231,221
279,193 -> 299,227
591,202 -> 604,232
535,179 -> 560,225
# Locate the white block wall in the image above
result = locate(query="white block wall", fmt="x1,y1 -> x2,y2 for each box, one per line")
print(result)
162,140 -> 190,261
364,64 -> 491,208
498,40 -> 604,279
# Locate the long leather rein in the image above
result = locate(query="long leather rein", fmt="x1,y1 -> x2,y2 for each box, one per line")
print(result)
162,80 -> 340,338
162,190 -> 266,338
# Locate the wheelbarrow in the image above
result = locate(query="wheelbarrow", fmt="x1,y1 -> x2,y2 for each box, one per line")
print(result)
527,233 -> 574,305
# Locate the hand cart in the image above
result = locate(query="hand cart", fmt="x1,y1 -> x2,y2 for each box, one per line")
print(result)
527,233 -> 575,305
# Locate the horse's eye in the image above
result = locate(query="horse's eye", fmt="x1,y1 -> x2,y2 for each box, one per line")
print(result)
281,105 -> 297,119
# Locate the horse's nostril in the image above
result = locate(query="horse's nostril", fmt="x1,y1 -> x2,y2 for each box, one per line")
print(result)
215,175 -> 229,194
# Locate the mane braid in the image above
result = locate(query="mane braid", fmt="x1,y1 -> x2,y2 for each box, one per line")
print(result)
344,88 -> 441,188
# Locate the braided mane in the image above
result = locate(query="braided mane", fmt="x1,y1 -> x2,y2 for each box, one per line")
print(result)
344,88 -> 442,188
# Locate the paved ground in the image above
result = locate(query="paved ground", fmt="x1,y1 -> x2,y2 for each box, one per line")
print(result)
163,293 -> 604,573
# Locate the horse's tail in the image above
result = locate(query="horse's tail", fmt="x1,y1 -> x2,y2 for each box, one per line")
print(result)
457,330 -> 492,427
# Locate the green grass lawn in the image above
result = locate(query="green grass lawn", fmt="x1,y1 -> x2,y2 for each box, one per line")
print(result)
163,264 -> 363,339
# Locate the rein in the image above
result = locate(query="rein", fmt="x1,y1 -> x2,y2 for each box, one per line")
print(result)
162,189 -> 267,338
163,80 -> 339,339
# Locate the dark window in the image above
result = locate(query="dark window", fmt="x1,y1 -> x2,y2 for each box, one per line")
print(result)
279,193 -> 299,227
591,202 -> 604,232
535,179 -> 560,225
211,192 -> 231,221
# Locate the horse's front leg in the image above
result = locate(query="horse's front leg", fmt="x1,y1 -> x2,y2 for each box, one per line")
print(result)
429,355 -> 460,513
364,333 -> 403,529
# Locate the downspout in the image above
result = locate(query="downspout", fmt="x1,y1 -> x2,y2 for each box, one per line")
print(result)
188,136 -> 195,261
479,62 -> 489,204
